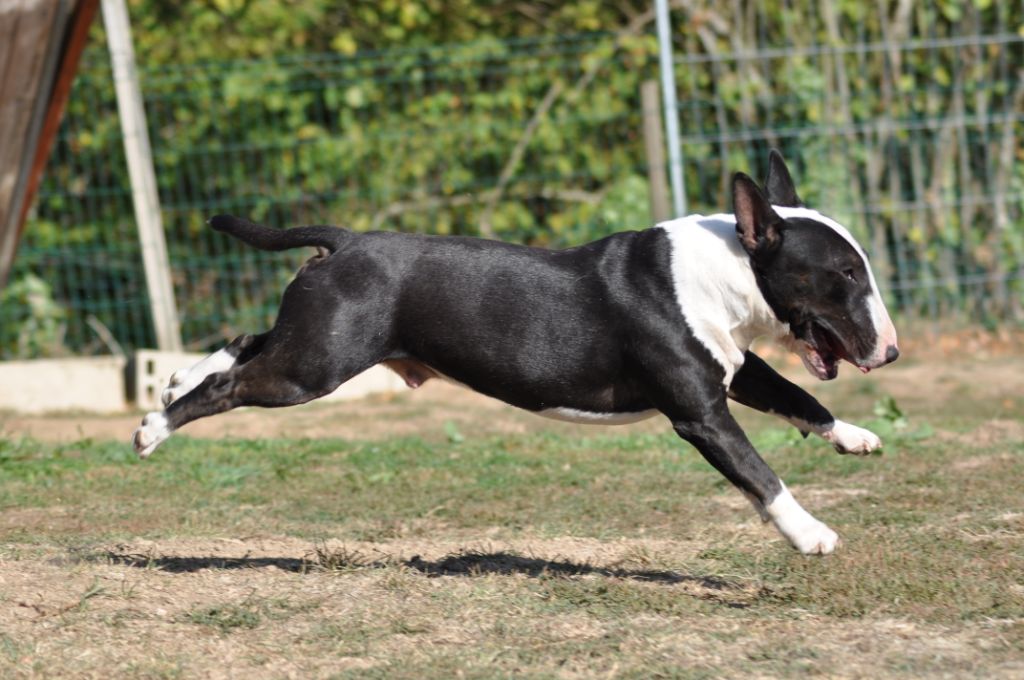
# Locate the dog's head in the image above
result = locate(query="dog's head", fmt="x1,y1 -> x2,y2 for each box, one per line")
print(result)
734,150 -> 899,380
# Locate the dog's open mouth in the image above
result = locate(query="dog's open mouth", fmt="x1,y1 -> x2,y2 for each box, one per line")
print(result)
799,322 -> 856,381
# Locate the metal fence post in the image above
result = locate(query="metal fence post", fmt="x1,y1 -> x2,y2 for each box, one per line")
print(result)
101,0 -> 182,352
654,0 -> 687,218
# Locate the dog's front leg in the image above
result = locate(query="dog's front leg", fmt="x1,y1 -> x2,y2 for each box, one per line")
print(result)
639,349 -> 839,553
728,351 -> 882,455
670,401 -> 840,555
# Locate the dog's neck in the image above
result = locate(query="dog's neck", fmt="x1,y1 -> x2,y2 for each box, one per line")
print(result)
660,213 -> 792,384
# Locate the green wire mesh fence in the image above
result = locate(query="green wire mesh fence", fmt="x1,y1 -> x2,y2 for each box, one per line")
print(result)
2,6 -> 1021,360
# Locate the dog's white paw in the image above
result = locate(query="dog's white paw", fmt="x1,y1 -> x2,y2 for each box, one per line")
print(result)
826,420 -> 882,455
162,367 -> 199,406
786,519 -> 841,555
132,411 -> 171,458
767,484 -> 841,555
161,385 -> 185,407
168,368 -> 188,387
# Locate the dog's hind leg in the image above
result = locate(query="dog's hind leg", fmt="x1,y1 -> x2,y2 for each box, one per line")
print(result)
728,351 -> 882,455
132,357 -> 374,458
161,333 -> 269,407
133,340 -> 383,458
136,251 -> 399,457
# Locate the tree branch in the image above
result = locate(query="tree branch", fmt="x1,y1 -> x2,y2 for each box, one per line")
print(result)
477,0 -> 709,238
372,186 -> 605,231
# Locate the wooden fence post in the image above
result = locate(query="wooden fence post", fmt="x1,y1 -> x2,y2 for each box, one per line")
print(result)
640,80 -> 671,224
102,0 -> 182,351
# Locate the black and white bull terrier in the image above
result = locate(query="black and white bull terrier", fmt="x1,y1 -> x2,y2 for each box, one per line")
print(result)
133,151 -> 899,555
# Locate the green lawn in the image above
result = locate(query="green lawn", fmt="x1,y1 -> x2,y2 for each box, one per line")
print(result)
1,363 -> 1022,678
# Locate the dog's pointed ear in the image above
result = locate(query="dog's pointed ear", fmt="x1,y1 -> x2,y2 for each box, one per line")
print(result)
733,172 -> 784,255
764,149 -> 803,208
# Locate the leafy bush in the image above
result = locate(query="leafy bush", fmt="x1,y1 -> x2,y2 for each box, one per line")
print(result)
9,1 -> 1022,358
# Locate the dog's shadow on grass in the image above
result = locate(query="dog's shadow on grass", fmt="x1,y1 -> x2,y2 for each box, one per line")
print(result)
99,548 -> 732,592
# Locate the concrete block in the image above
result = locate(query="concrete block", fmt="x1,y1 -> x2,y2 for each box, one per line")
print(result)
133,350 -> 205,410
0,356 -> 127,414
133,350 -> 405,411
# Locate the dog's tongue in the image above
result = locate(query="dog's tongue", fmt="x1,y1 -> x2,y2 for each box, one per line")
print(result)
801,343 -> 838,380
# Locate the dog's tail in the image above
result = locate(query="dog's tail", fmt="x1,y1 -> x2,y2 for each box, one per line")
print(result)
209,214 -> 350,253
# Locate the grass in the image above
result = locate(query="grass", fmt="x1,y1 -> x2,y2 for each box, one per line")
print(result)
0,367 -> 1022,677
0,415 -> 932,538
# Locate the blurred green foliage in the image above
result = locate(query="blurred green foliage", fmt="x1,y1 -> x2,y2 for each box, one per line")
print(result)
0,274 -> 67,357
6,0 -> 1022,358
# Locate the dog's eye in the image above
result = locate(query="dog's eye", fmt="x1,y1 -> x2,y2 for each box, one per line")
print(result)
842,268 -> 856,282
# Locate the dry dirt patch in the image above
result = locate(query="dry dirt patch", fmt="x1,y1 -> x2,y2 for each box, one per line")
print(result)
2,535 -> 1019,678
0,536 -> 745,677
943,419 -> 1024,448
2,354 -> 1022,445
0,380 -> 612,444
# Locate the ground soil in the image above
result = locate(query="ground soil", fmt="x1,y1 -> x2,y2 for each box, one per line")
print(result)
2,346 -> 1019,445
1,348 -> 1021,678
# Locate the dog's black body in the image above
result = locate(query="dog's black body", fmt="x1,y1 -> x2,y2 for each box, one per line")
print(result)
134,152 -> 898,554
228,225 -> 700,414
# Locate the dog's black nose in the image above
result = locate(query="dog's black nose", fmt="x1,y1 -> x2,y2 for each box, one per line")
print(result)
884,345 -> 900,364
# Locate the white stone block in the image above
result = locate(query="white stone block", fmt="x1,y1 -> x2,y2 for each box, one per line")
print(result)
133,350 -> 404,410
0,356 -> 127,414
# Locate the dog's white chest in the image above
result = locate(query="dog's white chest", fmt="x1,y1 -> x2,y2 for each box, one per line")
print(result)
659,217 -> 786,384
